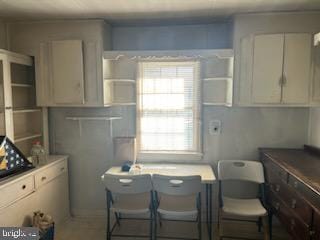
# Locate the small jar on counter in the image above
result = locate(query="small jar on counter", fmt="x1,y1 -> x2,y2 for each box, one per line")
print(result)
30,141 -> 46,166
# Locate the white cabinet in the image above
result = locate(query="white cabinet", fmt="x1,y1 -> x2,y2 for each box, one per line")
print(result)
51,40 -> 85,105
239,33 -> 312,106
0,49 -> 48,157
0,156 -> 69,227
27,20 -> 111,107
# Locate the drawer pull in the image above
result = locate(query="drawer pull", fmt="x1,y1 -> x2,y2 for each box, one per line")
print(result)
22,185 -> 26,190
275,184 -> 281,192
290,219 -> 295,230
310,230 -> 316,236
60,167 -> 65,172
41,176 -> 47,181
291,199 -> 297,209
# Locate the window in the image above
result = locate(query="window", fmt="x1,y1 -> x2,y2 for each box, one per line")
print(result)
137,61 -> 201,160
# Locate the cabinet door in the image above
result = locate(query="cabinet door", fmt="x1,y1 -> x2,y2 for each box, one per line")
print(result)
51,40 -> 85,105
282,33 -> 311,104
252,34 -> 284,104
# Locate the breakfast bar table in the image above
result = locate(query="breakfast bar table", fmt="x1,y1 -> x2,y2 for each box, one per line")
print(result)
104,163 -> 216,240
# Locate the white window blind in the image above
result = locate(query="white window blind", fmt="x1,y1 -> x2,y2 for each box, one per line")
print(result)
137,61 -> 201,158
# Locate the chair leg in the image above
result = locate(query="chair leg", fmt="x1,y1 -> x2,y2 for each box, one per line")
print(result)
262,216 -> 270,240
217,208 -> 222,240
198,209 -> 202,240
114,213 -> 120,226
258,217 -> 262,232
268,212 -> 273,240
154,210 -> 157,240
106,191 -> 111,240
150,211 -> 153,240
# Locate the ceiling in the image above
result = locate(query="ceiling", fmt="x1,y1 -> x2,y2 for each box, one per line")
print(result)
0,0 -> 320,23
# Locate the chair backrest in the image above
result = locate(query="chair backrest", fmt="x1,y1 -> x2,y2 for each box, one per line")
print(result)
102,173 -> 153,194
218,160 -> 265,184
153,174 -> 202,196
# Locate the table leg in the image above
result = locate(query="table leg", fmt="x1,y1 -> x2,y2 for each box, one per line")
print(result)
206,184 -> 213,240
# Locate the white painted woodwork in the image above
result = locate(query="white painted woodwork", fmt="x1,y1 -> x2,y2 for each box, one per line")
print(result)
282,33 -> 312,104
0,175 -> 34,209
0,49 -> 49,157
1,0 -> 320,20
252,34 -> 284,104
34,159 -> 67,189
51,40 -> 84,105
0,156 -> 70,227
239,32 -> 313,106
7,20 -> 110,107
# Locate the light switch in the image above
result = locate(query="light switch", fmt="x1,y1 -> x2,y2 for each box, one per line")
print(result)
209,120 -> 221,135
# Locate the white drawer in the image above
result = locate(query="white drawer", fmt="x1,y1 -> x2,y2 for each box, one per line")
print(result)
35,160 -> 67,189
0,175 -> 35,209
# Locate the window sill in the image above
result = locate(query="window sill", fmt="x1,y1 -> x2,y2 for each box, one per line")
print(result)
137,151 -> 203,162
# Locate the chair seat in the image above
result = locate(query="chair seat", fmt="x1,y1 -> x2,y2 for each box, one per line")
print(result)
222,197 -> 267,217
111,193 -> 151,214
157,194 -> 198,217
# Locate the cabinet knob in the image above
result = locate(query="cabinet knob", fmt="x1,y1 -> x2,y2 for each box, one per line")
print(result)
291,199 -> 297,209
22,185 -> 26,190
41,176 -> 47,181
60,167 -> 65,172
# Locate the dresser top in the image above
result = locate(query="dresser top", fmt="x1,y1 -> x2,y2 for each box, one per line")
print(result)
260,147 -> 320,196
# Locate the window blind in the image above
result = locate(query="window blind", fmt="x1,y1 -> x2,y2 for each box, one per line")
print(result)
137,61 -> 201,155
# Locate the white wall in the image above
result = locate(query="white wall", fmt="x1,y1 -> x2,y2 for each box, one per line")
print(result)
112,22 -> 233,50
309,108 -> 320,147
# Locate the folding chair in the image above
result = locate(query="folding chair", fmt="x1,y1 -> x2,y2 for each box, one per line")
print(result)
217,160 -> 270,240
153,174 -> 202,240
102,173 -> 153,240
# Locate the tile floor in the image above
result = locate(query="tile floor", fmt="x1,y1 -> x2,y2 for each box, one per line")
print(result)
55,217 -> 290,240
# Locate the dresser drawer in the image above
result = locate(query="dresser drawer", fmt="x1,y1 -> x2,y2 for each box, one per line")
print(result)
261,154 -> 288,183
35,160 -> 67,188
288,174 -> 320,210
0,175 -> 35,209
267,171 -> 312,225
312,210 -> 320,240
269,190 -> 310,240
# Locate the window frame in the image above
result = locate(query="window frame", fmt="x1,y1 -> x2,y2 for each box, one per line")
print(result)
136,60 -> 202,161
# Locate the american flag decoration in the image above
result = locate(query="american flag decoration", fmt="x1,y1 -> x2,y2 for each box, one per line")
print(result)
0,136 -> 31,172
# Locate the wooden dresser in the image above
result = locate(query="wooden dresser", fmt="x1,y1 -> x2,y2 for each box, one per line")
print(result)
260,146 -> 320,240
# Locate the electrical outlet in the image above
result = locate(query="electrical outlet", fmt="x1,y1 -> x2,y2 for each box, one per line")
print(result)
209,120 -> 221,135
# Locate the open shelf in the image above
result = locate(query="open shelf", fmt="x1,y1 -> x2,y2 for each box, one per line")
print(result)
14,132 -> 43,143
104,79 -> 136,83
12,83 -> 34,88
13,108 -> 41,114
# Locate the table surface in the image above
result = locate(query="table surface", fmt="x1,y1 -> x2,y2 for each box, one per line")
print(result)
105,163 -> 216,184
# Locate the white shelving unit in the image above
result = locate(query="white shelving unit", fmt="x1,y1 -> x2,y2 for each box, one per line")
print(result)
0,49 -> 49,158
66,116 -> 122,137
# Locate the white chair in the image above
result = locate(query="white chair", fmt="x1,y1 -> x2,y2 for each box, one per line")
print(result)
153,174 -> 202,240
217,160 -> 270,240
102,173 -> 153,240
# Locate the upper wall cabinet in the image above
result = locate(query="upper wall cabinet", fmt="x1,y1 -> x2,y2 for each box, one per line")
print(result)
238,33 -> 312,106
7,20 -> 111,107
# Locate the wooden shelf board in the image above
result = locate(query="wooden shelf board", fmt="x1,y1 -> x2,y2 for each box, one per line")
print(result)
203,77 -> 232,81
11,83 -> 34,88
14,133 -> 42,143
104,79 -> 136,83
13,108 -> 41,114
